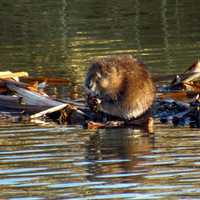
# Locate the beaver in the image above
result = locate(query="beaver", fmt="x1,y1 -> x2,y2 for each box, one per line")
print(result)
84,55 -> 155,120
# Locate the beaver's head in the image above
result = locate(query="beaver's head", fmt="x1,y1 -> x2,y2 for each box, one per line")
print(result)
85,56 -> 126,99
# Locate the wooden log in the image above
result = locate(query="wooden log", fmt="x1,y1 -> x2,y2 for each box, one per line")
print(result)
157,91 -> 198,100
158,91 -> 188,100
4,83 -> 91,121
0,71 -> 28,80
3,79 -> 37,90
0,95 -> 21,103
0,101 -> 50,114
0,94 -> 51,114
7,83 -> 63,106
0,79 -> 41,95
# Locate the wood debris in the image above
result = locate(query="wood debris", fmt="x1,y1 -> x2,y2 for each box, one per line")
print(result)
1,61 -> 200,133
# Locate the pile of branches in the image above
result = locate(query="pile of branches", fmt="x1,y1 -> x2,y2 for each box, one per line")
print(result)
1,61 -> 200,132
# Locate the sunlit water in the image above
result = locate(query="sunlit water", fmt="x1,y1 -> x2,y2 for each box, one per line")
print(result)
0,0 -> 200,199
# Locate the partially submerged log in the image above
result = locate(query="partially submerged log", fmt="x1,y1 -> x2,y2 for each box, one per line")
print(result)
1,82 -> 88,124
7,83 -> 62,107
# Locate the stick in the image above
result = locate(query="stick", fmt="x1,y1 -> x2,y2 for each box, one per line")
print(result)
30,103 -> 90,119
30,104 -> 68,119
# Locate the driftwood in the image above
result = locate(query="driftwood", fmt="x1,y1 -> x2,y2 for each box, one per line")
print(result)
0,94 -> 50,114
157,91 -> 199,101
1,61 -> 200,133
7,83 -> 62,107
0,71 -> 28,80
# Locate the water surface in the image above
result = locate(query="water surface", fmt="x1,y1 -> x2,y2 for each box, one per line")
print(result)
0,0 -> 200,199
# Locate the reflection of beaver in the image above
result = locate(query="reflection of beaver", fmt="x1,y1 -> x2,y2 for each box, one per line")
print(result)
85,55 -> 155,120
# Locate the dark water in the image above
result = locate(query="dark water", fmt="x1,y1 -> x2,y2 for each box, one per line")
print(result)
0,0 -> 200,199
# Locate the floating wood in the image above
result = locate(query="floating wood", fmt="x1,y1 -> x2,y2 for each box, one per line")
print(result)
7,83 -> 63,106
0,71 -> 28,80
0,94 -> 50,114
1,62 -> 200,130
157,91 -> 199,100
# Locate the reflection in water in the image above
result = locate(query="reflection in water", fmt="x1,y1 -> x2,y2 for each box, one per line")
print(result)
0,1 -> 200,86
87,128 -> 154,173
1,125 -> 200,198
85,129 -> 154,198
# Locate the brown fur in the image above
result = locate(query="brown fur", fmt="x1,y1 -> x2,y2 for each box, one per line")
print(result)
85,55 -> 155,120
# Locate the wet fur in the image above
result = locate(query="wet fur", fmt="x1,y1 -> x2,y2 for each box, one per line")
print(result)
85,55 -> 155,120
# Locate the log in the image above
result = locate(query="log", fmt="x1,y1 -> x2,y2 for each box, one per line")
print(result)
0,71 -> 28,80
0,95 -> 50,113
7,83 -> 63,106
5,83 -> 91,122
0,79 -> 41,95
157,91 -> 198,100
